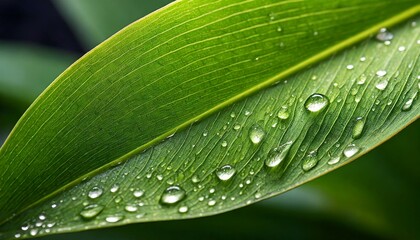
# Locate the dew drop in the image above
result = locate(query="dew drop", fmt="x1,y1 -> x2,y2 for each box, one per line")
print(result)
343,144 -> 360,158
208,199 -> 217,206
178,206 -> 189,213
376,70 -> 387,77
110,184 -> 119,193
304,93 -> 329,113
265,141 -> 293,168
88,186 -> 103,199
133,189 -> 144,198
29,229 -> 38,236
124,204 -> 138,213
360,56 -> 366,62
221,141 -> 228,147
302,151 -> 318,172
38,214 -> 46,221
79,204 -> 104,220
352,117 -> 365,139
398,46 -> 406,52
346,64 -> 354,70
357,74 -> 367,85
14,233 -> 21,239
327,156 -> 341,165
105,215 -> 124,223
375,79 -> 389,90
233,124 -> 241,130
402,91 -> 418,111
216,164 -> 236,181
21,223 -> 29,231
249,124 -> 266,144
376,28 -> 393,42
277,26 -> 283,32
277,107 -> 290,120
160,185 -> 186,205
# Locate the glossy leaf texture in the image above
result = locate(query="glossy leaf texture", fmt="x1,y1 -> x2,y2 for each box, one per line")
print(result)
1,14 -> 419,239
0,0 -> 418,225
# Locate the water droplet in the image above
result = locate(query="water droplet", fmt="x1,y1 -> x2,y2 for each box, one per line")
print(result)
208,199 -> 217,206
133,189 -> 144,198
304,93 -> 329,113
216,164 -> 236,181
265,141 -> 293,168
398,46 -> 406,52
346,64 -> 354,70
375,79 -> 389,90
402,91 -> 418,111
105,215 -> 124,223
191,175 -> 201,183
360,56 -> 366,62
376,70 -> 387,77
277,107 -> 290,120
110,184 -> 119,193
249,124 -> 266,144
21,223 -> 29,231
358,74 -> 367,85
14,233 -> 21,239
343,144 -> 360,158
233,124 -> 241,130
38,214 -> 46,221
277,26 -> 283,32
327,156 -> 341,165
80,204 -> 104,220
230,112 -> 236,118
352,117 -> 365,139
124,204 -> 138,213
302,151 -> 318,172
221,141 -> 228,147
160,185 -> 186,205
51,203 -> 57,209
29,229 -> 38,236
376,28 -> 393,42
178,206 -> 189,213
88,186 -> 103,199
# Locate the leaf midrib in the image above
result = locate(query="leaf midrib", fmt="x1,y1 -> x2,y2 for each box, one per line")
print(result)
1,4 -> 419,227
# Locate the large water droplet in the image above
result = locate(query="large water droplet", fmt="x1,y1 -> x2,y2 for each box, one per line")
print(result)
302,151 -> 318,171
265,141 -> 293,168
249,124 -> 266,144
80,204 -> 104,220
105,215 -> 124,223
88,187 -> 103,199
133,189 -> 144,198
376,28 -> 393,42
327,156 -> 341,165
216,164 -> 236,181
304,93 -> 329,113
402,91 -> 418,111
343,144 -> 360,158
160,185 -> 186,205
375,79 -> 389,90
352,117 -> 365,139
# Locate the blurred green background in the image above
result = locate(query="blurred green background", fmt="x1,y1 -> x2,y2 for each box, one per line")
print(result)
0,1 -> 418,239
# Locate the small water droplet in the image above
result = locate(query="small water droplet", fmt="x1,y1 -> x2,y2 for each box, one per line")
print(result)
343,144 -> 360,158
80,204 -> 104,220
375,79 -> 389,90
327,156 -> 341,165
38,214 -> 46,221
302,151 -> 318,172
88,187 -> 103,199
51,203 -> 57,209
29,229 -> 38,236
352,117 -> 365,139
304,93 -> 329,113
277,107 -> 290,120
360,56 -> 366,62
160,185 -> 186,205
358,74 -> 367,85
233,124 -> 241,130
265,141 -> 293,168
346,64 -> 354,70
110,184 -> 119,193
21,223 -> 29,231
249,124 -> 266,144
14,233 -> 21,239
133,189 -> 144,198
191,175 -> 201,183
230,112 -> 236,118
178,206 -> 189,213
221,141 -> 228,147
376,70 -> 387,77
398,46 -> 406,52
208,199 -> 217,206
402,91 -> 418,111
245,110 -> 252,116
376,28 -> 393,42
124,204 -> 138,213
105,215 -> 124,223
277,26 -> 283,32
216,164 -> 236,181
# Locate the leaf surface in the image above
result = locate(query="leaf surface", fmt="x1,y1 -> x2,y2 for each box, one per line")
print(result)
1,10 -> 419,238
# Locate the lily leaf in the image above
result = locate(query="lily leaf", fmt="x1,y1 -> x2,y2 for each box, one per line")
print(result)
0,0 -> 419,239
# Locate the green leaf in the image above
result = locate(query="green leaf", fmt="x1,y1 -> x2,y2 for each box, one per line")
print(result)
0,0 -> 419,238
0,42 -> 76,106
53,0 -> 173,48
